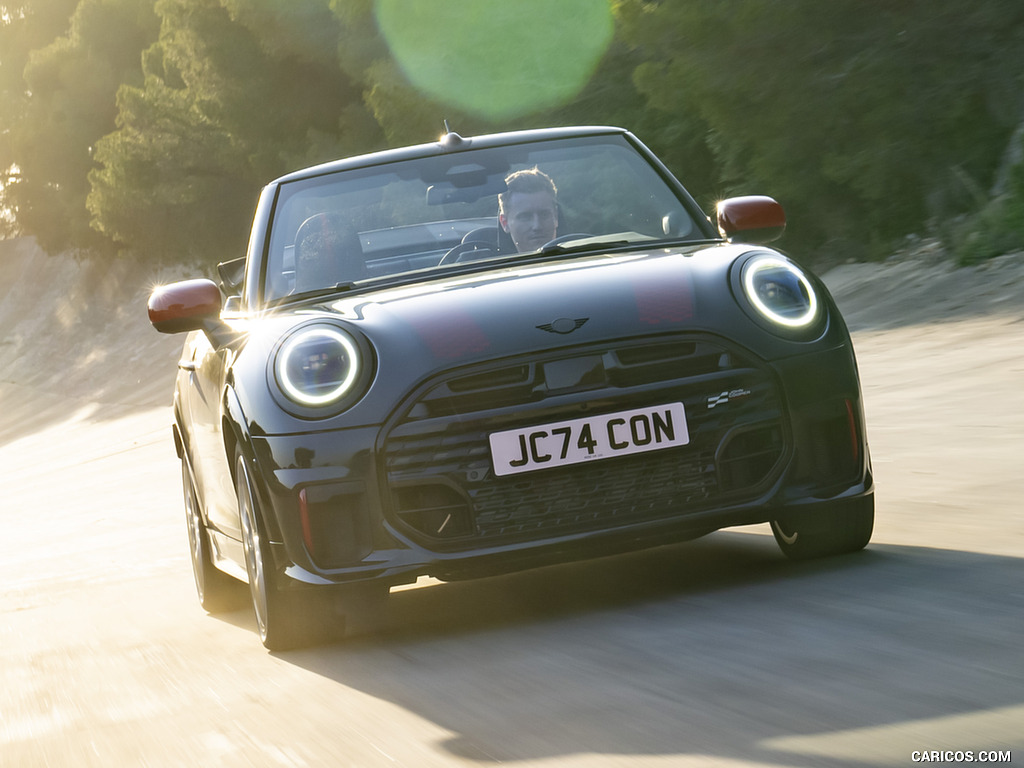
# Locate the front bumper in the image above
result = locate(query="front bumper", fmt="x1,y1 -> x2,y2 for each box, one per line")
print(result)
249,334 -> 872,590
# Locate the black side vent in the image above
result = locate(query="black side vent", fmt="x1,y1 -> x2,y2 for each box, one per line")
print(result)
393,483 -> 475,540
717,424 -> 785,493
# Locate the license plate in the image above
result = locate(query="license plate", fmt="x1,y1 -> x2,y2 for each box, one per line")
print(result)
489,402 -> 689,477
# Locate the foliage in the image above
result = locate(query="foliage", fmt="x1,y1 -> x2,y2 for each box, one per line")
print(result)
87,0 -> 375,262
616,0 -> 1024,261
1,0 -> 1023,266
950,131 -> 1024,266
0,0 -> 156,251
0,0 -> 80,239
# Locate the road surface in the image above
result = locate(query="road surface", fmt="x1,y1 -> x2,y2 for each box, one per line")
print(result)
1,245 -> 1021,767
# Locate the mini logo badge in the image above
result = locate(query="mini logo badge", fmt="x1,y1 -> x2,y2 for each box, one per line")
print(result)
537,317 -> 588,335
707,388 -> 752,409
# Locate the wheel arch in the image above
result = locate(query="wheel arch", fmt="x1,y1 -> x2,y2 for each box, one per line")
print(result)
223,385 -> 284,544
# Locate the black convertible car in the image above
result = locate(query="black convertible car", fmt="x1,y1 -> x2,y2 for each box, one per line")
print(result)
149,126 -> 873,649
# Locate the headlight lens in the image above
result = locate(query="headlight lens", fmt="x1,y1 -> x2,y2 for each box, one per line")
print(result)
274,325 -> 361,407
742,255 -> 819,328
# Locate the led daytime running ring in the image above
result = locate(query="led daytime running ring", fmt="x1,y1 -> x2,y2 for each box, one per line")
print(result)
276,326 -> 360,406
743,256 -> 818,328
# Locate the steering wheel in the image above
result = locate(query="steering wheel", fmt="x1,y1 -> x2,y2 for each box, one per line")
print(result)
541,233 -> 592,249
439,242 -> 494,266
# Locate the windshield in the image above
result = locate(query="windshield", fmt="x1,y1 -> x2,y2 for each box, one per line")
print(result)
262,134 -> 704,302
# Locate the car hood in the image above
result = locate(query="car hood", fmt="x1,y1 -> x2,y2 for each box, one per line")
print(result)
327,243 -> 750,368
232,241 -> 842,432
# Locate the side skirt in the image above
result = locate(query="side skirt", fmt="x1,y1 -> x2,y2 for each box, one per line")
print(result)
208,527 -> 249,583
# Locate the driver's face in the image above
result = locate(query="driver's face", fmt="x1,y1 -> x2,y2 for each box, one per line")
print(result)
500,192 -> 558,253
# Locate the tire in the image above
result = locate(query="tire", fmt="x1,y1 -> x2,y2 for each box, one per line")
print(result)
235,450 -> 329,651
183,458 -> 243,613
770,494 -> 874,561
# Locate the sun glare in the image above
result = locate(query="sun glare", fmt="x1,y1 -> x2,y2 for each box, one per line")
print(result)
375,0 -> 613,120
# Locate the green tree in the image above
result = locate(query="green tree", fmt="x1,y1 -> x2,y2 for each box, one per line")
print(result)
548,33 -> 717,206
0,0 -> 145,248
88,0 -> 378,264
328,0 -> 456,148
2,1 -> 76,237
618,0 -> 1024,260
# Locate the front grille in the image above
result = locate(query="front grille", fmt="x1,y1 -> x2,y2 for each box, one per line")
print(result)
471,449 -> 715,539
381,335 -> 786,549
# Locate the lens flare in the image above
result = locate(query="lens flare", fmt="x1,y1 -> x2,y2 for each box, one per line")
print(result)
374,0 -> 613,119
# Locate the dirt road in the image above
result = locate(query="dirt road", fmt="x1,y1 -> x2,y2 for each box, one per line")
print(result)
1,239 -> 1021,767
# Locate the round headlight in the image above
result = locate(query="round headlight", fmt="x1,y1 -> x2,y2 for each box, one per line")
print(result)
274,325 -> 361,407
742,255 -> 819,328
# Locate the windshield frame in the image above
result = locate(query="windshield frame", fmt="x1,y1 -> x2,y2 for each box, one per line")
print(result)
251,129 -> 718,308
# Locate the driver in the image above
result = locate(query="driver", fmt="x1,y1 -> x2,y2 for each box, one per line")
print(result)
498,168 -> 558,253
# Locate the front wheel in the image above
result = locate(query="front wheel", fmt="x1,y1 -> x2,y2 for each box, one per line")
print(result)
235,451 -> 329,650
771,495 -> 874,561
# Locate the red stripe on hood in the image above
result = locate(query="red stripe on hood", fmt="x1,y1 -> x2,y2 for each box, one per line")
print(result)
634,269 -> 695,325
415,309 -> 491,360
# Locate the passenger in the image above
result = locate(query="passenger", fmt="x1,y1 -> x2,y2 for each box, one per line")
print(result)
498,168 -> 558,253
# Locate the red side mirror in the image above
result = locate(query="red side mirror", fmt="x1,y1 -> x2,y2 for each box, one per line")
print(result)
148,279 -> 222,334
717,196 -> 786,244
